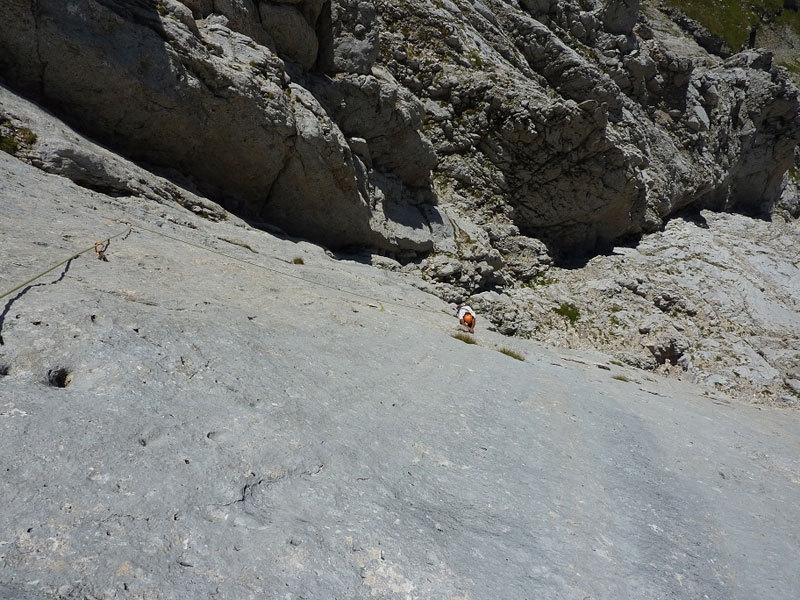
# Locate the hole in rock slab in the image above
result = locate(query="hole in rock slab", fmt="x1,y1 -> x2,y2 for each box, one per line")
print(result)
0,364 -> 9,377
47,367 -> 73,388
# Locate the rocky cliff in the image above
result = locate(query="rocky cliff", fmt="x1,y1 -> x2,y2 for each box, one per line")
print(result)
2,5 -> 800,596
1,0 -> 799,403
2,1 -> 798,259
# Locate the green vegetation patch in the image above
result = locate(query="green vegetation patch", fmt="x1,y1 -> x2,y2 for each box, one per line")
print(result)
0,134 -> 18,155
553,302 -> 581,324
664,0 -> 800,52
0,118 -> 37,156
526,272 -> 557,288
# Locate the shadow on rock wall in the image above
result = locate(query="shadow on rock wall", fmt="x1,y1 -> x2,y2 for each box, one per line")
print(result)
0,0 -> 443,257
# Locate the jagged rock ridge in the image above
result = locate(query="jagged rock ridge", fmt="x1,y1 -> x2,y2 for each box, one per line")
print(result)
1,0 -> 798,268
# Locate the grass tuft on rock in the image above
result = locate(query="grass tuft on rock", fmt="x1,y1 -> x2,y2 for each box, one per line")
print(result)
452,332 -> 477,344
498,347 -> 525,361
0,135 -> 18,155
0,119 -> 37,156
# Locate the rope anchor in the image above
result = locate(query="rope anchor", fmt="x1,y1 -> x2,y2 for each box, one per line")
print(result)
94,239 -> 110,261
0,221 -> 131,303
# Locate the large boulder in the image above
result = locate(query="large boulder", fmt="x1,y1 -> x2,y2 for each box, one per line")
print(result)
258,1 -> 319,69
598,0 -> 640,35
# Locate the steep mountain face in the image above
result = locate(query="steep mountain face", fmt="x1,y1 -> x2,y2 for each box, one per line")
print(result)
3,6 -> 800,596
0,0 -> 446,255
2,151 -> 799,600
1,0 -> 798,268
1,1 -> 799,402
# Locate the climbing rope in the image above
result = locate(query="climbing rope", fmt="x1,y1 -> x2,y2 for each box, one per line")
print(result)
0,221 -> 132,302
130,222 -> 444,316
1,217 -> 445,318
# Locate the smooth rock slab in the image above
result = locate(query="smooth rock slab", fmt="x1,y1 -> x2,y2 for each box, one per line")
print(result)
1,153 -> 800,598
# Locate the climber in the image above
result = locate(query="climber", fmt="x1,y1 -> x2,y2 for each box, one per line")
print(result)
457,304 -> 477,334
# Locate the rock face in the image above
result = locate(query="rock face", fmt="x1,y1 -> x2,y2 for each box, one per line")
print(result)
2,4 -> 800,592
0,0 -> 442,253
0,84 -> 230,223
1,0 -> 799,402
378,0 -> 800,261
1,0 -> 798,265
2,152 -> 800,599
459,211 -> 800,404
316,0 -> 379,74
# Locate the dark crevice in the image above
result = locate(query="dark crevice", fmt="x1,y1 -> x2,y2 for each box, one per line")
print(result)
70,178 -> 133,197
32,0 -> 46,99
47,367 -> 72,388
0,256 -> 76,345
313,1 -> 334,74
